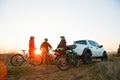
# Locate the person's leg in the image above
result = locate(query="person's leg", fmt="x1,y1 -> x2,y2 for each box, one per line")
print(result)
29,51 -> 35,64
41,52 -> 45,64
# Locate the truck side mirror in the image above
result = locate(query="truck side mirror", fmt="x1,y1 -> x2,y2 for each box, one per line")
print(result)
99,45 -> 103,48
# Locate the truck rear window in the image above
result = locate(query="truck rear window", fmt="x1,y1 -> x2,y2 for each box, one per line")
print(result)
74,40 -> 87,45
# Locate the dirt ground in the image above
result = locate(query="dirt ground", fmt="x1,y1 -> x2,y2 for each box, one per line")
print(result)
6,61 -> 98,80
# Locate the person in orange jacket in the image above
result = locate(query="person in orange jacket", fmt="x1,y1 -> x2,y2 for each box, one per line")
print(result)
29,36 -> 36,58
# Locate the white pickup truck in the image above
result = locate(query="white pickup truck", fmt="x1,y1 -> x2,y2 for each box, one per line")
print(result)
73,40 -> 108,64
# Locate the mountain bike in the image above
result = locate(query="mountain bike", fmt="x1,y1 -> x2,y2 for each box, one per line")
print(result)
56,45 -> 80,71
41,49 -> 54,65
10,50 -> 42,66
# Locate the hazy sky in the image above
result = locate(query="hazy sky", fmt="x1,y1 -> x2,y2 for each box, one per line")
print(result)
0,0 -> 120,53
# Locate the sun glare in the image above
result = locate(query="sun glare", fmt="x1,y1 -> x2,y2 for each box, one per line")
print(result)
34,49 -> 41,55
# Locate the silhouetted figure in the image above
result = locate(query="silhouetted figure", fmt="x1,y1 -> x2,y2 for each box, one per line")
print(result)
57,36 -> 67,55
57,36 -> 67,49
29,36 -> 36,58
117,44 -> 120,56
40,38 -> 52,58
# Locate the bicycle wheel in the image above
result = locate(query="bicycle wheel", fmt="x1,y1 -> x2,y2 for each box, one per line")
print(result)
48,54 -> 54,65
10,54 -> 25,66
45,54 -> 49,65
45,54 -> 54,65
56,57 -> 70,71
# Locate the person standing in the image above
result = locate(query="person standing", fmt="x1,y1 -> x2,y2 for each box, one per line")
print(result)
29,36 -> 36,58
57,36 -> 67,49
57,36 -> 67,55
40,38 -> 52,57
117,44 -> 120,56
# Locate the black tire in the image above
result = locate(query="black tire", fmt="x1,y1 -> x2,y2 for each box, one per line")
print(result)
45,54 -> 54,65
10,54 -> 25,66
73,55 -> 80,67
48,54 -> 54,65
56,57 -> 70,71
101,52 -> 108,61
83,52 -> 91,64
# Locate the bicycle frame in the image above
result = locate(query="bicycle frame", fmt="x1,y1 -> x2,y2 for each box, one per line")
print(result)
56,45 -> 80,71
66,50 -> 76,62
21,50 -> 29,62
10,49 -> 42,66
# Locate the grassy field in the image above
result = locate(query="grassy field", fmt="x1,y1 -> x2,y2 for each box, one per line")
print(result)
0,53 -> 120,80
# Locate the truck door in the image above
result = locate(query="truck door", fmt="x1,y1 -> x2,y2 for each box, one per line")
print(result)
88,41 -> 102,57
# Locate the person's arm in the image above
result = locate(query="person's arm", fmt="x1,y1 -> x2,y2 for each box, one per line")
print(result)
48,43 -> 52,49
57,40 -> 62,48
40,43 -> 43,50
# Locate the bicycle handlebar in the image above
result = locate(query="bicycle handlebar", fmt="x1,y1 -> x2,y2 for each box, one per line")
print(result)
21,50 -> 26,53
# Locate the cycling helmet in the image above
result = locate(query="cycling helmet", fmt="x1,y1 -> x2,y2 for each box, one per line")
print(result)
30,36 -> 35,39
44,38 -> 48,41
60,36 -> 65,38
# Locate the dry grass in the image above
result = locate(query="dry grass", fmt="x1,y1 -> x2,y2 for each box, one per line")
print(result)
0,53 -> 13,66
95,57 -> 120,80
1,53 -> 120,80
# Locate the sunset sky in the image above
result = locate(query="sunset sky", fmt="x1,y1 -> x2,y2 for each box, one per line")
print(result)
0,0 -> 120,53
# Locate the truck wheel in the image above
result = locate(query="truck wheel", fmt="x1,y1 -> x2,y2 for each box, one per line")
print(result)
83,52 -> 91,64
101,52 -> 108,61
